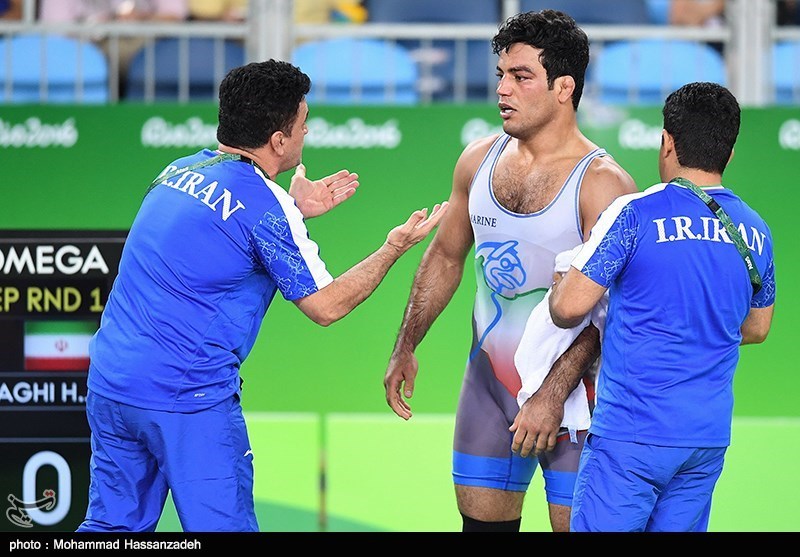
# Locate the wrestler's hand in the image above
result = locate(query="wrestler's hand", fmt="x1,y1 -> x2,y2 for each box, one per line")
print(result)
289,163 -> 359,218
509,390 -> 564,458
384,348 -> 418,420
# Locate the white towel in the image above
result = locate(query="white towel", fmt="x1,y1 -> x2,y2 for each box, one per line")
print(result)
513,246 -> 607,433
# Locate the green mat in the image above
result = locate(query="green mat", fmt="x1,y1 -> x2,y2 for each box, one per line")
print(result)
157,414 -> 800,532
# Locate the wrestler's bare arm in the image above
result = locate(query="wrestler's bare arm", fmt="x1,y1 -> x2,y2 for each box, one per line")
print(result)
510,155 -> 638,455
578,156 -> 639,240
384,136 -> 496,419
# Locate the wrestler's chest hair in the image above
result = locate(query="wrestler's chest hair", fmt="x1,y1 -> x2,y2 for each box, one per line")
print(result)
491,158 -> 575,215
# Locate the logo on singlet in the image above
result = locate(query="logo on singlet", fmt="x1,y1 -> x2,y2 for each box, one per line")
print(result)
469,241 -> 527,361
470,213 -> 497,228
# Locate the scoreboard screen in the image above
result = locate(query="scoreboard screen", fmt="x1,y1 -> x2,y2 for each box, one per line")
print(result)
0,230 -> 126,531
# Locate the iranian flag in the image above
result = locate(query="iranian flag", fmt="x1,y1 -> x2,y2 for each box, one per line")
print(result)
24,320 -> 97,372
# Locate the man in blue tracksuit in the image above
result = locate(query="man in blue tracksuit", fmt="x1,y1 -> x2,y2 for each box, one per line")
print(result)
549,82 -> 776,532
76,59 -> 448,532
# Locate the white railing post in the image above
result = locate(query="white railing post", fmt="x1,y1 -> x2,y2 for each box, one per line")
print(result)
248,0 -> 294,63
730,0 -> 774,106
502,0 -> 522,21
21,0 -> 36,23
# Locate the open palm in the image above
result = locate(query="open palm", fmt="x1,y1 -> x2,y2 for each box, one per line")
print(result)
289,163 -> 360,218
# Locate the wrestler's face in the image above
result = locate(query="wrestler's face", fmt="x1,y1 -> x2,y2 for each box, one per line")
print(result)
496,43 -> 560,140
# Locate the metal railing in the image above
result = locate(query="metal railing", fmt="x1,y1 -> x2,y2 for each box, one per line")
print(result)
0,0 -> 797,106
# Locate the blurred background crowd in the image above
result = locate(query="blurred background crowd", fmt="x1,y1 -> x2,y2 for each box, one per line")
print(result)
0,1 -> 799,106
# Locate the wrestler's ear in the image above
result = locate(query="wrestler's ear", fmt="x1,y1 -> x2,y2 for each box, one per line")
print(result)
555,75 -> 575,105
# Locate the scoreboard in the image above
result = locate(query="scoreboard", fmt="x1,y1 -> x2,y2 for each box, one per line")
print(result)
0,230 -> 125,531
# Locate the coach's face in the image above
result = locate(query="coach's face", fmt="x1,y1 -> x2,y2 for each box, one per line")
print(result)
277,99 -> 309,175
658,129 -> 677,183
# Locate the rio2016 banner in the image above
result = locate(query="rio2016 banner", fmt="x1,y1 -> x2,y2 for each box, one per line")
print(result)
0,103 -> 797,425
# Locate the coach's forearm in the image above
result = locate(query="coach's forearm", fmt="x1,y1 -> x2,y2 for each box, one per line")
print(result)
294,242 -> 403,326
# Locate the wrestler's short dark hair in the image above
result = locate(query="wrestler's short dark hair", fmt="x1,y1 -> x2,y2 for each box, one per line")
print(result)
492,9 -> 590,110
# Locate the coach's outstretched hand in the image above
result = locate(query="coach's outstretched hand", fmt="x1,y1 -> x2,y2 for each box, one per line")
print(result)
292,201 -> 449,328
385,202 -> 449,255
289,163 -> 360,218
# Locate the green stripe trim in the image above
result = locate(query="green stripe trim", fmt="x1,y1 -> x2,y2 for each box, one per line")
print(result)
25,320 -> 98,335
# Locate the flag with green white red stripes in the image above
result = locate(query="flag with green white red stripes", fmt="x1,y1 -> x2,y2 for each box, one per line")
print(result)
24,320 -> 97,371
